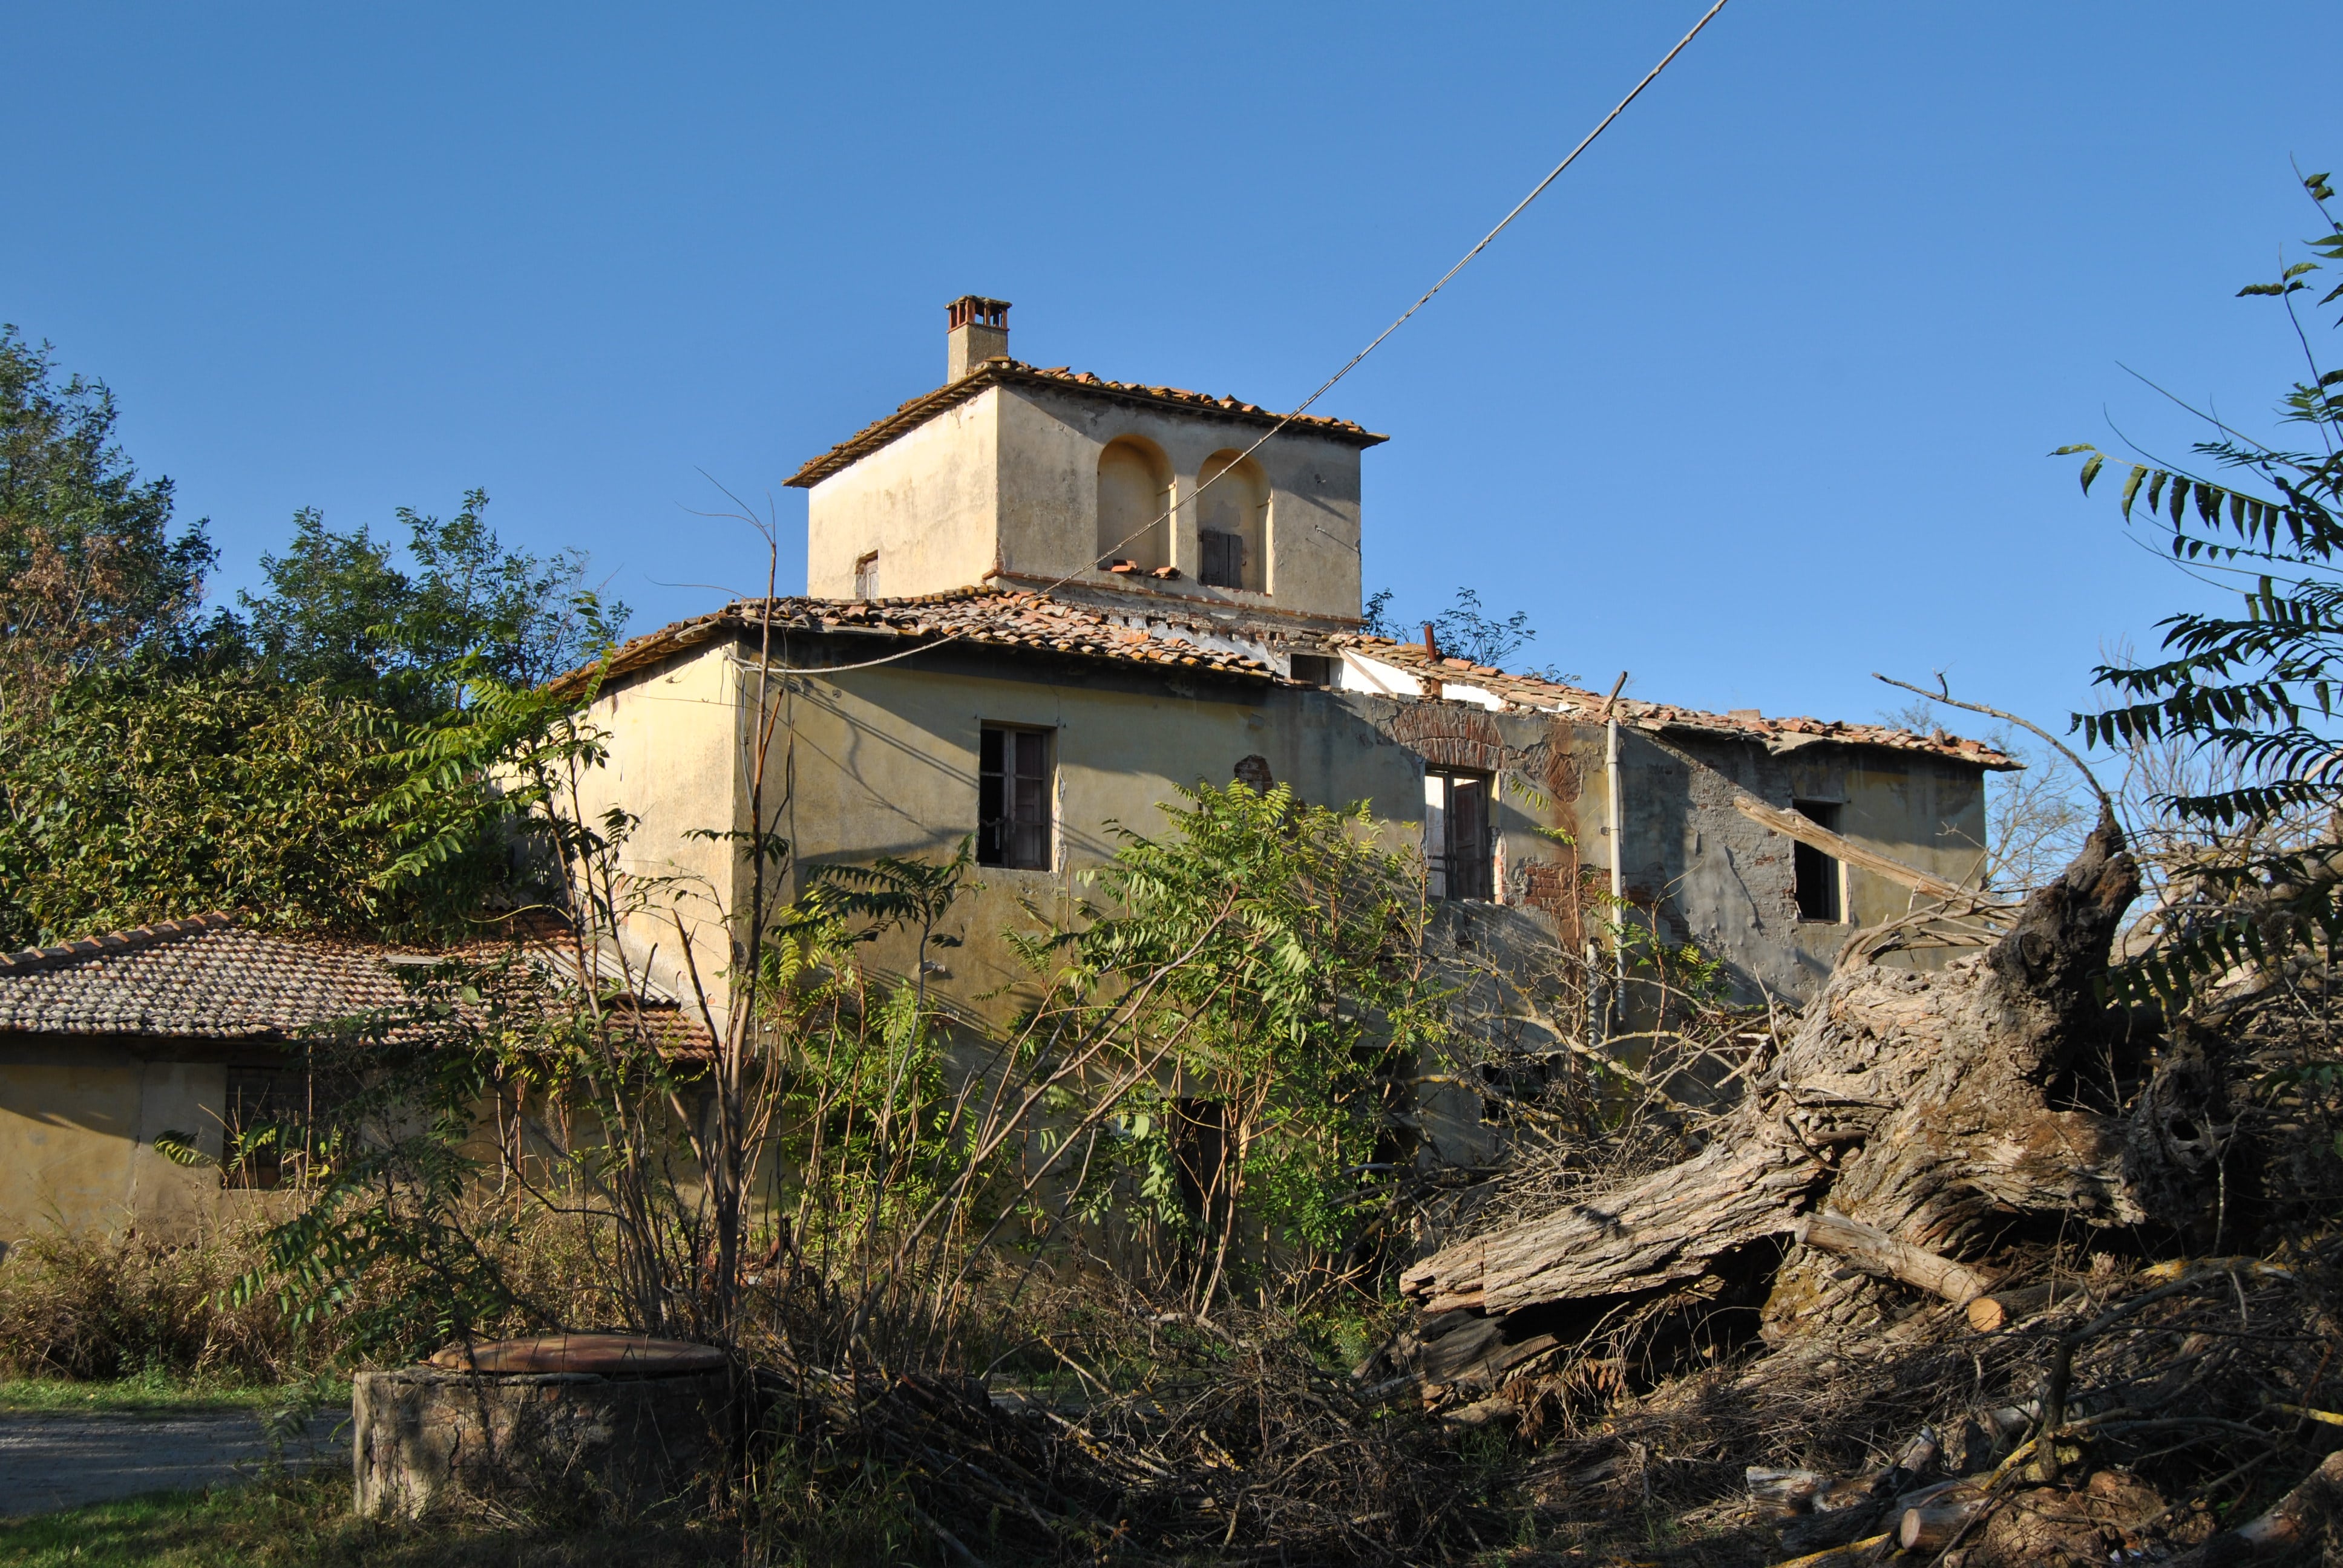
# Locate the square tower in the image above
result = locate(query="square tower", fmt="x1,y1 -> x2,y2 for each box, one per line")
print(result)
788,298 -> 1386,630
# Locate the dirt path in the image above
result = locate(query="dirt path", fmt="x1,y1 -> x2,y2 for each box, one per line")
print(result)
0,1409 -> 347,1515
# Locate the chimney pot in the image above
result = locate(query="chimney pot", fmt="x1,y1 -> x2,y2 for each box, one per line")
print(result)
946,295 -> 1011,382
1423,622 -> 1438,658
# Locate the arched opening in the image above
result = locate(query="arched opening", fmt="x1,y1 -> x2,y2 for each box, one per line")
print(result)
1196,450 -> 1267,592
1096,437 -> 1171,573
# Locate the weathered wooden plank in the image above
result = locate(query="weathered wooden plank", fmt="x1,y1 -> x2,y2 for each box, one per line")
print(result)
1729,794 -> 1968,903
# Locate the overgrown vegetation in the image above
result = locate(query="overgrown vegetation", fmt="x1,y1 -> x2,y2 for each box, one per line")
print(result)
1365,584 -> 1568,678
0,329 -> 621,946
0,1222 -> 329,1384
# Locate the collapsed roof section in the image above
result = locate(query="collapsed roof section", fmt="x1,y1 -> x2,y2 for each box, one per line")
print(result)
1330,635 -> 2019,768
568,589 -> 2014,770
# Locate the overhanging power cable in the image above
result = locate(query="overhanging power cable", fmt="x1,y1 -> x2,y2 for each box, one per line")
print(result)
704,0 -> 1737,679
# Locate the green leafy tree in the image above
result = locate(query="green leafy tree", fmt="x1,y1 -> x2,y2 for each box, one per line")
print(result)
238,508 -> 408,693
0,331 -> 626,945
0,327 -> 215,717
0,672 -> 424,944
242,489 -> 620,710
2060,168 -> 2343,1002
1050,782 -> 1442,1306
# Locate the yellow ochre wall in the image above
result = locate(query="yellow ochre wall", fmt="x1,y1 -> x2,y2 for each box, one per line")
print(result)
0,1043 -> 232,1243
572,636 -> 1993,1028
1,642 -> 1994,1240
804,382 -> 1369,626
573,639 -> 1439,1021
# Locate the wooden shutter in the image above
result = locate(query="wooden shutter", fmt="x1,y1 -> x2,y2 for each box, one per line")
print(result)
1198,529 -> 1242,588
1447,774 -> 1492,901
980,727 -> 1052,869
1010,730 -> 1050,869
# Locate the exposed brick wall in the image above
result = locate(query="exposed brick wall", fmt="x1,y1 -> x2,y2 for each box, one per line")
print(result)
1518,859 -> 1581,948
1383,704 -> 1506,773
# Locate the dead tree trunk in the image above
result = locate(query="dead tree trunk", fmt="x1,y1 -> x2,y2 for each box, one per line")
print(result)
1398,814 -> 2226,1373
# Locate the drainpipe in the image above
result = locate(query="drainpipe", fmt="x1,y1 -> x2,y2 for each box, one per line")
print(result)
1601,672 -> 1630,1039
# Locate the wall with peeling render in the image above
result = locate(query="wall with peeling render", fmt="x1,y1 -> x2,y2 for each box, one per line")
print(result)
1607,728 -> 1988,1005
581,633 -> 1991,1160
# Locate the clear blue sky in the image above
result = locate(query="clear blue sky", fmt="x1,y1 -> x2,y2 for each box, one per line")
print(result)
4,3 -> 2335,740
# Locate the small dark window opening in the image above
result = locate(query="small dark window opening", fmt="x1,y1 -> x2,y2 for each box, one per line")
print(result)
978,725 -> 1053,869
1428,769 -> 1495,901
1198,529 -> 1244,588
1794,800 -> 1843,922
853,550 -> 879,599
1170,1097 -> 1231,1232
223,1063 -> 328,1191
1288,653 -> 1337,687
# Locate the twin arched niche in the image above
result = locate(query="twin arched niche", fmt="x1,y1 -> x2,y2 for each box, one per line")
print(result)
1196,450 -> 1267,592
1096,437 -> 1172,573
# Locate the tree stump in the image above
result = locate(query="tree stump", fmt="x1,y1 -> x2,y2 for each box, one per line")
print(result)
352,1334 -> 732,1518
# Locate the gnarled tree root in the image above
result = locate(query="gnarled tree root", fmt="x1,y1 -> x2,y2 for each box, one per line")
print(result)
1397,812 -> 2228,1386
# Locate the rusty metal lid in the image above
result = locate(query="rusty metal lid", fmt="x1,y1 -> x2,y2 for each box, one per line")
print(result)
426,1333 -> 727,1376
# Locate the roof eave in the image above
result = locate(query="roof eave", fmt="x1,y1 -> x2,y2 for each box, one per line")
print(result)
1650,719 -> 2022,771
783,362 -> 1387,489
563,601 -> 1282,696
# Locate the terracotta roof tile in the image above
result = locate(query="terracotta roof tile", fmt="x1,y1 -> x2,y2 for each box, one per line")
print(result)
561,594 -> 2010,772
0,915 -> 411,1038
0,913 -> 715,1055
785,360 -> 1386,488
563,586 -> 1279,694
1334,636 -> 2019,768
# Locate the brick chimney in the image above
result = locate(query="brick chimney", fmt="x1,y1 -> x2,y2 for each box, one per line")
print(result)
946,295 -> 1011,381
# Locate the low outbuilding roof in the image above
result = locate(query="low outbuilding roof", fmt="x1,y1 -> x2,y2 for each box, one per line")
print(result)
0,912 -> 713,1054
785,359 -> 1387,489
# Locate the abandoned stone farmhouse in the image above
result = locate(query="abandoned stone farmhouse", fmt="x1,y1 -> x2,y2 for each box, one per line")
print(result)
570,296 -> 2012,1053
0,296 -> 2013,1244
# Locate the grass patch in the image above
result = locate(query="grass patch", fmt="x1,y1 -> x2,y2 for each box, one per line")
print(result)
0,1472 -> 742,1567
0,1372 -> 347,1414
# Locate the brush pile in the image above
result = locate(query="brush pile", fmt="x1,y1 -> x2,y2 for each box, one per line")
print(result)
1354,811 -> 2343,1564
751,1312 -> 1506,1566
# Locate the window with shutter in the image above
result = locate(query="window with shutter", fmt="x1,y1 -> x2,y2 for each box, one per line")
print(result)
1196,449 -> 1267,591
1425,768 -> 1495,901
978,725 -> 1054,869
